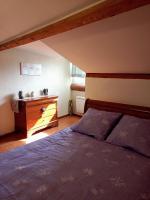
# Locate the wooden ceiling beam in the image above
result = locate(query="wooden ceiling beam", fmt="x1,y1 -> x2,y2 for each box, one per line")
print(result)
0,0 -> 150,51
86,73 -> 150,79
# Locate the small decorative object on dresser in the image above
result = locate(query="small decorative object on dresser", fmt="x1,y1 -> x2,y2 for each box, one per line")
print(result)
30,91 -> 34,97
43,88 -> 48,95
18,91 -> 23,99
14,96 -> 58,137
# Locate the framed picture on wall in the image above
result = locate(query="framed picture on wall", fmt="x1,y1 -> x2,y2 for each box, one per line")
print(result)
20,62 -> 42,76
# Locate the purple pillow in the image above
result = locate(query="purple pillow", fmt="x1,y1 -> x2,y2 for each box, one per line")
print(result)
71,108 -> 122,140
106,115 -> 150,157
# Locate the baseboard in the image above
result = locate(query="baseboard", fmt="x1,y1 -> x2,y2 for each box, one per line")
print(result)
0,131 -> 18,140
58,114 -> 69,119
72,114 -> 82,117
58,114 -> 82,118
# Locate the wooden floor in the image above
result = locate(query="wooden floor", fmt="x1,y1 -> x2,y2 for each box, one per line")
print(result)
0,115 -> 80,153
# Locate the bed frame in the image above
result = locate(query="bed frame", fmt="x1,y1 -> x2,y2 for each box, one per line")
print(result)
84,99 -> 150,119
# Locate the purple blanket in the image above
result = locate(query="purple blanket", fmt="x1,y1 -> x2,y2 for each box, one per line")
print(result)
0,128 -> 150,200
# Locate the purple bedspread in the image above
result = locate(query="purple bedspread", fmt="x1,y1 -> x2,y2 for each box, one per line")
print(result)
0,128 -> 150,200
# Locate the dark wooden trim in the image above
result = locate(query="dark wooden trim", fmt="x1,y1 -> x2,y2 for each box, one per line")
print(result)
86,73 -> 150,79
0,131 -> 24,141
84,99 -> 150,119
0,0 -> 150,51
71,83 -> 85,91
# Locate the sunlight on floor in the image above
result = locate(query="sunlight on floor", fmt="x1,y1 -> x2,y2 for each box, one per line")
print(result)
21,132 -> 49,144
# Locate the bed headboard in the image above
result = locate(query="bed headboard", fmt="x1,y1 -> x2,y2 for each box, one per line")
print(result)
84,99 -> 150,119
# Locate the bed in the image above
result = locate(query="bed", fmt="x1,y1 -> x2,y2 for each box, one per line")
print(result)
0,99 -> 150,200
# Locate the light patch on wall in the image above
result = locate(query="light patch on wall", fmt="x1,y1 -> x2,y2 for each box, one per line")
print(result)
20,62 -> 42,76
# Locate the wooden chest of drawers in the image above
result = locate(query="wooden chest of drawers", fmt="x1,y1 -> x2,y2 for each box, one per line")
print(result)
14,96 -> 58,136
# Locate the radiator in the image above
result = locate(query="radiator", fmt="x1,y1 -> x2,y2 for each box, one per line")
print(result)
76,96 -> 85,115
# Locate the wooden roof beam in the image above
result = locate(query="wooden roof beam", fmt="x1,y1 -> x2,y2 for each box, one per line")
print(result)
0,0 -> 150,51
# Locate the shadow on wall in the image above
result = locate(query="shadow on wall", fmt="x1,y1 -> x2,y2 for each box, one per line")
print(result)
0,94 -> 15,135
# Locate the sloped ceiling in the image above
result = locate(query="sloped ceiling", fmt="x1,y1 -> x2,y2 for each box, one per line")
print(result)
18,41 -> 62,59
0,0 -> 97,43
42,5 -> 150,73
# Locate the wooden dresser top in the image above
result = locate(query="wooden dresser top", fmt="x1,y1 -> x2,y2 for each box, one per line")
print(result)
17,95 -> 58,103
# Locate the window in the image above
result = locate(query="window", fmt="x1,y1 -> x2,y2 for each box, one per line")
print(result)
70,63 -> 85,86
71,64 -> 85,78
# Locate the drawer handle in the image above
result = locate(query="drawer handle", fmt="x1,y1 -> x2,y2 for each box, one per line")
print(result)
41,107 -> 46,112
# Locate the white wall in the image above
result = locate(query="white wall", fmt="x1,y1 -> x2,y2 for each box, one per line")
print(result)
0,48 -> 70,135
86,78 -> 150,107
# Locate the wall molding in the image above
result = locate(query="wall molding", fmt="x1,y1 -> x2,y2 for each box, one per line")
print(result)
0,0 -> 150,51
86,73 -> 150,79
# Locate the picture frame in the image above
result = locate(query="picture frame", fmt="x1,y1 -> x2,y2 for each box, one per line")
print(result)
20,62 -> 42,76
